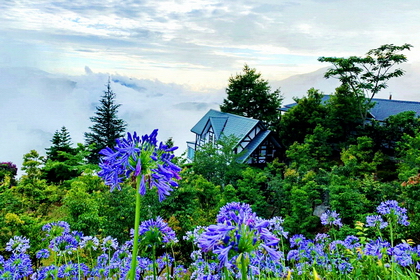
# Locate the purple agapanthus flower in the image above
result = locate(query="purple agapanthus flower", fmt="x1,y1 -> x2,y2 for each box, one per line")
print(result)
366,215 -> 389,229
49,234 -> 78,256
136,216 -> 177,244
57,262 -> 89,279
5,236 -> 30,254
1,253 -> 33,279
42,221 -> 71,237
388,243 -> 414,267
376,200 -> 410,226
198,202 -> 281,272
101,236 -> 119,252
98,130 -> 181,201
36,249 -> 50,259
320,210 -> 343,228
364,239 -> 390,259
79,236 -> 100,250
216,202 -> 254,224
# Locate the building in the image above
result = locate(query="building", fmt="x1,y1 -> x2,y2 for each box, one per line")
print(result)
187,109 -> 281,165
281,95 -> 420,122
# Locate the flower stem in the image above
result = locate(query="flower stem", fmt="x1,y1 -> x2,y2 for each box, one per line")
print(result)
241,254 -> 248,280
129,179 -> 142,280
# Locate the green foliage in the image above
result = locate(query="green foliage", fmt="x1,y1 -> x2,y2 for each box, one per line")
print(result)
280,88 -> 328,148
63,182 -> 102,236
193,135 -> 245,187
286,124 -> 333,172
85,79 -> 127,163
43,143 -> 98,184
339,136 -> 385,178
325,85 -> 365,145
236,167 -> 270,218
397,132 -> 420,181
0,162 -> 17,186
220,64 -> 283,130
99,184 -> 136,242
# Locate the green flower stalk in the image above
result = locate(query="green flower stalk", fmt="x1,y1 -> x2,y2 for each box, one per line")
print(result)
98,130 -> 181,280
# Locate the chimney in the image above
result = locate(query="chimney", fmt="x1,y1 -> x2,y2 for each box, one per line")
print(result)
389,94 -> 392,100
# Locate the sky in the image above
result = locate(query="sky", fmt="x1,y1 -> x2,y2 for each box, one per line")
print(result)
1,0 -> 420,174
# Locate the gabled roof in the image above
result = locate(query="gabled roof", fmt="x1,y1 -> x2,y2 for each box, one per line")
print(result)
191,109 -> 261,142
209,117 -> 228,139
237,130 -> 271,163
281,95 -> 420,121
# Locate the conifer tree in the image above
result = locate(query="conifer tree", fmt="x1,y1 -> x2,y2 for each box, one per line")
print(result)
45,126 -> 74,161
85,79 -> 127,163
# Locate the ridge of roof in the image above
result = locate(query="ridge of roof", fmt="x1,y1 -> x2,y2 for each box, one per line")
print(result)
191,109 -> 260,140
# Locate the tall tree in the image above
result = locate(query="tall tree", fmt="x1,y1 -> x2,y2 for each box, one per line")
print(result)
318,43 -> 412,120
85,79 -> 127,163
220,64 -> 283,131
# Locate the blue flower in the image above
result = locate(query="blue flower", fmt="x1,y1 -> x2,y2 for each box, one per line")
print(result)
49,234 -> 78,256
5,236 -> 30,254
366,215 -> 388,229
388,243 -> 414,267
42,221 -> 71,237
79,236 -> 100,250
320,210 -> 343,227
36,249 -> 50,259
364,239 -> 390,259
1,253 -> 33,279
31,265 -> 57,280
376,200 -> 410,226
216,202 -> 254,224
198,202 -> 281,274
101,236 -> 119,252
137,216 -> 177,244
57,262 -> 89,279
98,130 -> 181,202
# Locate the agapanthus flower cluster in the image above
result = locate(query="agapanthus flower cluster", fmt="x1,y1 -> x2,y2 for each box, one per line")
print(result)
42,221 -> 71,237
198,202 -> 282,274
366,215 -> 388,229
135,216 -> 177,245
98,129 -> 181,201
5,236 -> 30,254
320,210 -> 343,228
376,200 -> 410,226
0,252 -> 33,279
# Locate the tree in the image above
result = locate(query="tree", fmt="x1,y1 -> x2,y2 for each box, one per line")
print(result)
220,64 -> 283,130
318,43 -> 412,120
280,88 -> 328,148
85,79 -> 127,163
193,135 -> 245,187
45,126 -> 75,161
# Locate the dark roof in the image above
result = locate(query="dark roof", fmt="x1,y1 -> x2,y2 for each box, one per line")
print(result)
281,95 -> 420,121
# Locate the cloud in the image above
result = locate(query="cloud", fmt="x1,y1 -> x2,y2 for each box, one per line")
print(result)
0,67 -> 223,176
3,0 -> 419,90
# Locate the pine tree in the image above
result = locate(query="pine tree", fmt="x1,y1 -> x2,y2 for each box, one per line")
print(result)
85,79 -> 127,163
45,126 -> 74,161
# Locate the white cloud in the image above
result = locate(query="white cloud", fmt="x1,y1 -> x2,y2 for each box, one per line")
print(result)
0,67 -> 223,176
